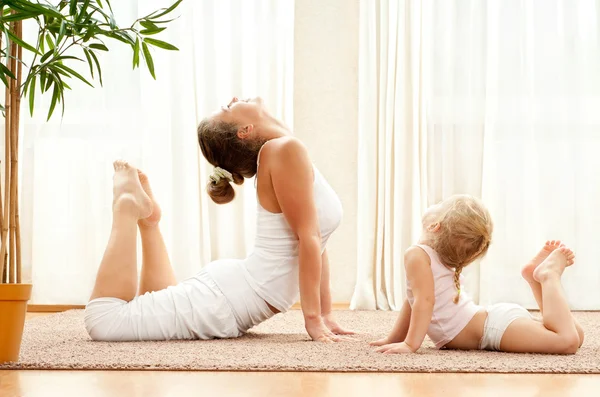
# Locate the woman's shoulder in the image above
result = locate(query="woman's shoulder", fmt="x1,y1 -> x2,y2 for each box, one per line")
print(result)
261,137 -> 310,165
264,136 -> 306,153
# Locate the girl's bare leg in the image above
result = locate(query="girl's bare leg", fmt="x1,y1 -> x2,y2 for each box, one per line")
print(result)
521,241 -> 584,346
501,247 -> 580,354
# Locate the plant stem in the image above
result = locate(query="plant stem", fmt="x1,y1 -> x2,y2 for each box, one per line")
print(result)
0,22 -> 13,284
1,28 -> 12,283
0,19 -> 5,284
8,20 -> 18,284
15,20 -> 22,284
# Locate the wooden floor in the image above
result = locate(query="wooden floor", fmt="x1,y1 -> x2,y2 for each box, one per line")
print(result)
1,313 -> 598,397
1,371 -> 599,397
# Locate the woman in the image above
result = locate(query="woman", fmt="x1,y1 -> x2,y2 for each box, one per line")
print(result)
84,97 -> 353,343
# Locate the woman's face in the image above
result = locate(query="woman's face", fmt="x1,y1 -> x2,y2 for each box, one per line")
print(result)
211,96 -> 266,126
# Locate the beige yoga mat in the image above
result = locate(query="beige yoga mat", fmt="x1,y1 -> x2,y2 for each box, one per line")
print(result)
2,310 -> 599,373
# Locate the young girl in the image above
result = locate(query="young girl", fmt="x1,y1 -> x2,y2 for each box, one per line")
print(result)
370,194 -> 584,355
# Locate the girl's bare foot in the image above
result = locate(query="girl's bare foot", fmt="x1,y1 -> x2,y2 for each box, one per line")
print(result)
137,169 -> 161,226
112,161 -> 152,219
521,240 -> 562,283
533,247 -> 575,283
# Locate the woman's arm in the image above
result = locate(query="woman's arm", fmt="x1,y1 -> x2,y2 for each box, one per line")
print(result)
375,247 -> 434,354
320,249 -> 333,317
320,249 -> 355,335
270,138 -> 340,342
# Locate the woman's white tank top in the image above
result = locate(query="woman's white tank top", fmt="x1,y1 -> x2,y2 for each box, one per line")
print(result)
206,145 -> 343,330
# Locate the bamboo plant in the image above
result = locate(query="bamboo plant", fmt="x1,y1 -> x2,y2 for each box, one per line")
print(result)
0,0 -> 182,284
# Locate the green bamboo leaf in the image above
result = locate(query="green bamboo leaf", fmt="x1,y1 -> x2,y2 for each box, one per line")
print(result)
2,12 -> 39,22
34,3 -> 63,19
149,18 -> 178,25
57,20 -> 66,47
45,34 -> 55,50
0,63 -> 16,80
113,31 -> 135,45
151,0 -> 183,20
55,56 -> 84,63
63,81 -> 72,90
47,84 -> 59,121
83,23 -> 99,42
87,5 -> 111,22
8,2 -> 58,17
40,33 -> 46,54
89,43 -> 108,51
103,31 -> 129,45
140,28 -> 166,35
133,38 -> 140,68
140,21 -> 158,30
83,48 -> 94,78
29,75 -> 36,116
7,30 -> 41,55
142,42 -> 155,79
45,72 -> 53,91
49,73 -> 66,118
0,69 -> 8,88
69,0 -> 77,15
40,70 -> 47,93
40,49 -> 54,64
51,66 -> 70,78
76,0 -> 91,23
144,38 -> 178,51
53,63 -> 94,87
89,50 -> 103,86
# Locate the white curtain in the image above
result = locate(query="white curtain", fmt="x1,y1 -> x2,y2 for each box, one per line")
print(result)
14,0 -> 294,304
352,0 -> 600,310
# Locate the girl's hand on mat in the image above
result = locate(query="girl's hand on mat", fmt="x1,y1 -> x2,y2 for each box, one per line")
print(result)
369,337 -> 392,347
305,317 -> 346,343
374,342 -> 415,354
322,313 -> 356,335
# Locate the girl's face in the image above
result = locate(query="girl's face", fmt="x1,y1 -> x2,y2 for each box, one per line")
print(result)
422,202 -> 444,230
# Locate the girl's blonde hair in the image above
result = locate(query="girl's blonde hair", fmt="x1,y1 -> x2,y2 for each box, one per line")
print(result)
425,194 -> 493,304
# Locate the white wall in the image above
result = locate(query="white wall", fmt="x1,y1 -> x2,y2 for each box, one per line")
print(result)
294,0 -> 359,302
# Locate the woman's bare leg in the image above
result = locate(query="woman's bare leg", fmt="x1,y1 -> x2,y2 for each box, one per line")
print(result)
501,247 -> 580,354
521,241 -> 584,346
89,161 -> 152,301
137,170 -> 177,295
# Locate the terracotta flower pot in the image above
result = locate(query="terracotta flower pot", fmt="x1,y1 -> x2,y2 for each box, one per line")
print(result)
0,284 -> 32,363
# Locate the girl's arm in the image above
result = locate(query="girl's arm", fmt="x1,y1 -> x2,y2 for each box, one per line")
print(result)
375,247 -> 435,353
370,299 -> 411,346
270,138 -> 340,343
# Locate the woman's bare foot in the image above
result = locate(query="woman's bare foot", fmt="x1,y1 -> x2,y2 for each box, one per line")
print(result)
137,169 -> 161,226
521,240 -> 563,283
533,247 -> 575,283
112,160 -> 153,219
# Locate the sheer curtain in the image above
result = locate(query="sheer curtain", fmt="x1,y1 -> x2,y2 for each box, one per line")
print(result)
16,0 -> 294,304
352,0 -> 600,310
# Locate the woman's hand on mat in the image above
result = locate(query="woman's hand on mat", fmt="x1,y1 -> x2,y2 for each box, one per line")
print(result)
374,342 -> 416,354
322,313 -> 356,335
305,317 -> 353,342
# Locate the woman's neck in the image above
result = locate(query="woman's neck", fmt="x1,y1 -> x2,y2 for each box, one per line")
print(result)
256,117 -> 292,140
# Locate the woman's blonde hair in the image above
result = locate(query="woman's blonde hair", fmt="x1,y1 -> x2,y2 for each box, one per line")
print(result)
425,194 -> 493,303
